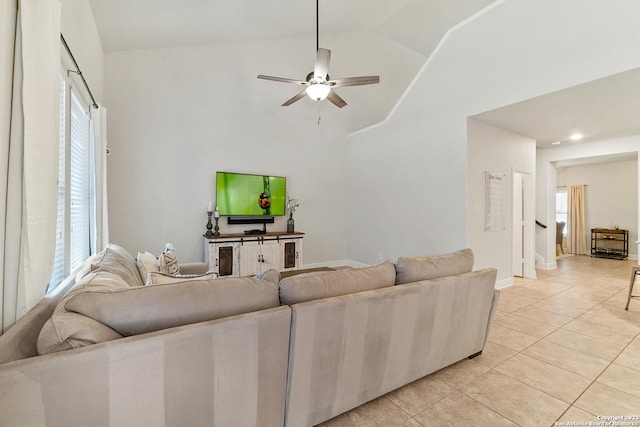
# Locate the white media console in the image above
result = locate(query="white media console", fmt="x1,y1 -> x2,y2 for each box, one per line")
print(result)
204,232 -> 304,277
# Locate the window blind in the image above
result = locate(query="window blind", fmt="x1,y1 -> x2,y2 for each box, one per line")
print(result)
69,89 -> 91,271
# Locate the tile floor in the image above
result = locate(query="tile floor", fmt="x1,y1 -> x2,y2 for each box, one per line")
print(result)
316,255 -> 640,427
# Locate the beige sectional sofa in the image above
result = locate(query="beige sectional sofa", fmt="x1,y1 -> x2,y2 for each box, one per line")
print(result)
0,245 -> 498,427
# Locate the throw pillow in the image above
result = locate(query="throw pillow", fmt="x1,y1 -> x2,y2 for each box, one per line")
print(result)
158,243 -> 180,275
146,271 -> 217,286
136,251 -> 159,282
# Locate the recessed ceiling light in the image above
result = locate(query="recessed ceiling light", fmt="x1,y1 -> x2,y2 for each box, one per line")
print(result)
570,133 -> 583,141
551,141 -> 561,145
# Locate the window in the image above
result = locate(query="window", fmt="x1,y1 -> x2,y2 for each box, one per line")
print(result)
556,189 -> 567,235
48,74 -> 95,293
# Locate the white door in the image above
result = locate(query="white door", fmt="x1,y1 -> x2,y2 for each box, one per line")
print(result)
513,172 -> 524,277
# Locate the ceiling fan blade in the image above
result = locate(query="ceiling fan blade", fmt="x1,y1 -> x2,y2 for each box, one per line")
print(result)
313,48 -> 331,80
328,76 -> 380,87
326,90 -> 347,108
282,90 -> 308,106
257,75 -> 307,85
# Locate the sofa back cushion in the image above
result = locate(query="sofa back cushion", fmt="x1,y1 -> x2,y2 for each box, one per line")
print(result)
37,270 -> 130,354
91,244 -> 144,287
395,248 -> 474,285
279,261 -> 396,305
64,276 -> 279,336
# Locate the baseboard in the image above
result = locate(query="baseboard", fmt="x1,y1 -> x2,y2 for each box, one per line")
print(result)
630,254 -> 638,261
495,277 -> 514,290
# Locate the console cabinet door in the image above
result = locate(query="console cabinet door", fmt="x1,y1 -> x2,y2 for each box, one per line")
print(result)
280,239 -> 302,271
239,241 -> 262,276
259,240 -> 281,272
205,241 -> 239,277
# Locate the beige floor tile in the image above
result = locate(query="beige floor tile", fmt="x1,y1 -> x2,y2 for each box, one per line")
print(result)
496,299 -> 528,314
578,308 -> 640,334
539,294 -> 599,312
556,286 -> 617,303
414,392 -> 517,427
493,313 -> 559,339
494,353 -> 592,403
507,284 -> 567,300
498,291 -> 540,308
510,305 -> 574,327
556,406 -> 597,424
317,395 -> 409,427
581,304 -> 640,333
429,359 -> 491,390
459,371 -> 568,427
399,419 -> 423,427
574,382 -> 640,416
615,337 -> 640,371
562,318 -> 636,345
469,341 -> 517,369
487,324 -> 539,351
544,328 -> 628,361
522,340 -> 609,379
581,276 -> 629,289
597,363 -> 640,399
386,375 -> 455,416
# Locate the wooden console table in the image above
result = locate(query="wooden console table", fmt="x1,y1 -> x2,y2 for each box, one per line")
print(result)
591,228 -> 628,259
204,232 -> 304,277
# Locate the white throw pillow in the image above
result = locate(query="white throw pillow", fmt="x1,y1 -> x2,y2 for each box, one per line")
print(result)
136,251 -> 159,282
146,271 -> 217,286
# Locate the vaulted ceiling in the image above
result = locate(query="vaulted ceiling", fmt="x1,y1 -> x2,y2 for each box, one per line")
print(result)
89,0 -> 640,145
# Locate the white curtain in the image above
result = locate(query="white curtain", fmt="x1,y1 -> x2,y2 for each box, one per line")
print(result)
0,0 -> 61,333
567,184 -> 587,255
91,105 -> 109,252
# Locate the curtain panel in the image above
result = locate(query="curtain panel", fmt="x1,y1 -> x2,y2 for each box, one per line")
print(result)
91,105 -> 110,253
567,184 -> 587,255
0,0 -> 61,333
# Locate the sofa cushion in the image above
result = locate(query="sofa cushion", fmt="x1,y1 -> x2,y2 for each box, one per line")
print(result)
37,270 -> 130,354
395,248 -> 474,285
92,244 -> 144,287
279,261 -> 396,305
64,276 -> 280,336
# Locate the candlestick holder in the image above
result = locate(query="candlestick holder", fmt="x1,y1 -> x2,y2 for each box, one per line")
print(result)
213,216 -> 220,237
205,212 -> 214,237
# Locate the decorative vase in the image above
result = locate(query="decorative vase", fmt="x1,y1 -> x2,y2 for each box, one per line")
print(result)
287,213 -> 295,233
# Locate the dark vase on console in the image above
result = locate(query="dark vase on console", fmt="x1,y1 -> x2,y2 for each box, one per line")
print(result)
287,213 -> 295,233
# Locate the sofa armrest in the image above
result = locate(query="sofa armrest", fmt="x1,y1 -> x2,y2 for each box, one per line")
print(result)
179,262 -> 208,275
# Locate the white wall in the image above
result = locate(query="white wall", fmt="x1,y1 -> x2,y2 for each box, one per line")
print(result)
556,159 -> 638,259
60,0 -> 103,102
537,135 -> 640,265
346,0 -> 640,266
467,119 -> 535,286
103,39 -> 355,263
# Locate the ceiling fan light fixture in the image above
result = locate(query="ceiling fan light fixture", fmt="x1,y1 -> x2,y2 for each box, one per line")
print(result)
306,83 -> 330,101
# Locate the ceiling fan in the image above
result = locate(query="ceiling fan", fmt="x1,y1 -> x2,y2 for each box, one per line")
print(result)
257,0 -> 380,108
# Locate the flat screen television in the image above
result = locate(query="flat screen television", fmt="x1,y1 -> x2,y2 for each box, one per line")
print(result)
216,172 -> 286,221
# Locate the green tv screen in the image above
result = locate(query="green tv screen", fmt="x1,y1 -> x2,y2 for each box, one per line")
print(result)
216,172 -> 286,216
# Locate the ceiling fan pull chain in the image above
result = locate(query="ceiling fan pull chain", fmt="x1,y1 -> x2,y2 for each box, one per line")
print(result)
317,101 -> 322,125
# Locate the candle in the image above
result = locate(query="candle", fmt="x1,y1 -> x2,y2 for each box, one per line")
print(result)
207,201 -> 213,213
214,206 -> 220,218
